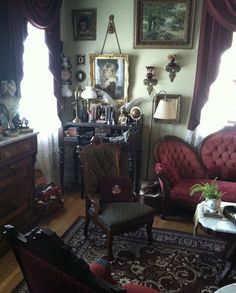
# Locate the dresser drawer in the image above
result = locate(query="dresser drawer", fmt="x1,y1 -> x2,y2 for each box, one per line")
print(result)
0,169 -> 30,220
0,135 -> 37,165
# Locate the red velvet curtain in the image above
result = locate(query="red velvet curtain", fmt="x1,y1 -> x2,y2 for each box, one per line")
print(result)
187,0 -> 236,131
6,0 -> 63,118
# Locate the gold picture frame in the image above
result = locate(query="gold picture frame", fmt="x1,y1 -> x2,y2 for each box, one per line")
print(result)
89,53 -> 129,106
134,0 -> 195,49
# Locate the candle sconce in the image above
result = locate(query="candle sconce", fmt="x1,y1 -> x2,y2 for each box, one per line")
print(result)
143,66 -> 158,96
165,55 -> 180,82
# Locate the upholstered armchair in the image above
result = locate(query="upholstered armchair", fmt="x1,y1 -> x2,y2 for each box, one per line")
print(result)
4,225 -> 160,293
79,137 -> 154,260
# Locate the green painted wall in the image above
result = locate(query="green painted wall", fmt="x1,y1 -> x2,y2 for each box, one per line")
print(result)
61,0 -> 203,180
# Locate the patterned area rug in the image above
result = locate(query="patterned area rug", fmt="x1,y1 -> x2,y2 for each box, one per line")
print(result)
14,217 -> 236,293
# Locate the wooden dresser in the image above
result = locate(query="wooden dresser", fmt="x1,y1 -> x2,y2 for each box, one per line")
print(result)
0,133 -> 37,255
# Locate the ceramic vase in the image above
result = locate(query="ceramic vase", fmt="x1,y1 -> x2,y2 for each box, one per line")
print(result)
204,198 -> 221,213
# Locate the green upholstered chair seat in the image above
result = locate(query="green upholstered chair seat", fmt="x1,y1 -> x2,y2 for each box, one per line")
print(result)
90,202 -> 153,229
80,140 -> 154,259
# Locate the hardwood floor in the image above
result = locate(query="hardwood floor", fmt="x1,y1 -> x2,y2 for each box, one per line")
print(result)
0,192 -> 196,293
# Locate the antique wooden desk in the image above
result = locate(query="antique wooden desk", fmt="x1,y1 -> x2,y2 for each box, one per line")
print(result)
58,122 -> 143,195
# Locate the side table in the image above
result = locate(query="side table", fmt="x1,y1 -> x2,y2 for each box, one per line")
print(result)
215,283 -> 236,293
194,201 -> 236,284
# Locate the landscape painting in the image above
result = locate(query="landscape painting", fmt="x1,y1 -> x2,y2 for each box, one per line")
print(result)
134,0 -> 195,48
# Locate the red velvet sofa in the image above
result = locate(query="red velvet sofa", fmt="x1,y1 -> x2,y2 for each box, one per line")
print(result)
154,126 -> 236,219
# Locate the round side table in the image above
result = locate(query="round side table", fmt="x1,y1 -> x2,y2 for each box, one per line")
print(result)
215,283 -> 236,292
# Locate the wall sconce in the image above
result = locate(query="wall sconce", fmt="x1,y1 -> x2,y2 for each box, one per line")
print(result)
143,66 -> 158,96
165,55 -> 180,82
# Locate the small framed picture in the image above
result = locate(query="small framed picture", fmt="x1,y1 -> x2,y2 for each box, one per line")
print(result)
76,70 -> 86,82
76,54 -> 85,65
72,9 -> 97,41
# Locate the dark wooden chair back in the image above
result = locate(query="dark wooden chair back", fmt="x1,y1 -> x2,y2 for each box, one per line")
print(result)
3,225 -> 126,293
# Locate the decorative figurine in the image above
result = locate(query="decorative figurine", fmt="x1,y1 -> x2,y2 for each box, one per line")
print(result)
0,80 -> 19,129
118,108 -> 128,125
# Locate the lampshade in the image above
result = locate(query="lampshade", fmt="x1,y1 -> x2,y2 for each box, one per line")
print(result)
154,98 -> 179,122
81,86 -> 97,100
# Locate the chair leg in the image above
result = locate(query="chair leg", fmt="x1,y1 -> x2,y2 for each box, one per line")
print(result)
107,232 -> 114,261
84,214 -> 90,237
146,220 -> 153,245
160,197 -> 167,219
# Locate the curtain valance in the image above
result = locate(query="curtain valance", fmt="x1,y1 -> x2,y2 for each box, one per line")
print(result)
5,0 -> 63,116
187,0 -> 236,131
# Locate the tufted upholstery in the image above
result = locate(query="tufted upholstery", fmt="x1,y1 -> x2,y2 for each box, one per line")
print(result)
154,128 -> 236,219
154,137 -> 206,179
201,128 -> 236,181
81,143 -> 119,196
79,138 -> 154,260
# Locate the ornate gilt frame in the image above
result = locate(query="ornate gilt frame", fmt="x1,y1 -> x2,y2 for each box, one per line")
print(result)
89,53 -> 129,106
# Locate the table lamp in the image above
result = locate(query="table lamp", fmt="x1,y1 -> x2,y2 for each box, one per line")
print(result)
81,86 -> 97,122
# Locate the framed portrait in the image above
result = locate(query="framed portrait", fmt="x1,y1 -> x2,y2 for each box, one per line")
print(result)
72,9 -> 96,41
89,54 -> 129,105
134,0 -> 195,49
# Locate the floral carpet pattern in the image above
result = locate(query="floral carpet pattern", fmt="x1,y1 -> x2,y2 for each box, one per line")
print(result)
14,217 -> 236,293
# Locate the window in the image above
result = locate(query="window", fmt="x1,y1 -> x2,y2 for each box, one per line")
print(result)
20,22 -> 60,182
197,33 -> 236,139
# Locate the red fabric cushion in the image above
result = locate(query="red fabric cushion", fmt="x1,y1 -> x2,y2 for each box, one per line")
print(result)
99,176 -> 134,203
170,178 -> 236,207
89,263 -> 116,284
208,167 -> 222,180
123,283 -> 160,292
201,130 -> 236,170
155,162 -> 180,187
208,167 -> 236,182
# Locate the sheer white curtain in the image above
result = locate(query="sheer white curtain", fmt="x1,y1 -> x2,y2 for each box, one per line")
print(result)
20,23 -> 61,183
187,33 -> 236,146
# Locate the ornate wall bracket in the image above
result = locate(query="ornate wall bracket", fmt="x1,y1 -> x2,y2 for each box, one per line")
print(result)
165,55 -> 180,82
143,66 -> 157,96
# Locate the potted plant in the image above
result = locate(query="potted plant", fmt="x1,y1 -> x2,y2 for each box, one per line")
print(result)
190,179 -> 224,213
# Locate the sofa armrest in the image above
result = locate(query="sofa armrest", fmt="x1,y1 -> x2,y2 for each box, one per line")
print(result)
155,162 -> 180,187
90,258 -> 117,285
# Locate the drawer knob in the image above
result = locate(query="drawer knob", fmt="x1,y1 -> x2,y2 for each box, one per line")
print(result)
4,151 -> 11,158
11,201 -> 17,210
24,143 -> 30,150
10,165 -> 16,175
